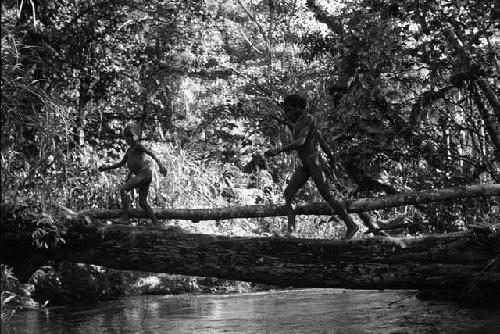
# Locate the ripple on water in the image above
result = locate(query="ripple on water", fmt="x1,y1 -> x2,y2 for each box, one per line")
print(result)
2,289 -> 500,333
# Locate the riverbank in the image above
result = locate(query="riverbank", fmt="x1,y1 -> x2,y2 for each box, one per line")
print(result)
1,264 -> 275,322
134,274 -> 274,295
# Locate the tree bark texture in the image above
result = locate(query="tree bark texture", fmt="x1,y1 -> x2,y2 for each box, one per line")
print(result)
1,221 -> 499,295
80,184 -> 500,220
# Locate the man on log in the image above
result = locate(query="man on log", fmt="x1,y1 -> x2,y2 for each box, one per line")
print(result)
264,94 -> 359,239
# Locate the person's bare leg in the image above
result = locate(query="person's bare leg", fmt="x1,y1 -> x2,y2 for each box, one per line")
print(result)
118,171 -> 151,224
139,184 -> 159,226
325,195 -> 359,239
284,166 -> 309,236
117,186 -> 131,224
308,157 -> 359,239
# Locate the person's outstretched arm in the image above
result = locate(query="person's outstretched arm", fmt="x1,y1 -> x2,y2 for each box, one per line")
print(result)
98,154 -> 127,172
265,115 -> 313,157
143,147 -> 167,176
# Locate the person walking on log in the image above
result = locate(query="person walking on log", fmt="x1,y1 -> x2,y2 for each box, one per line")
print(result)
98,122 -> 167,226
264,94 -> 359,239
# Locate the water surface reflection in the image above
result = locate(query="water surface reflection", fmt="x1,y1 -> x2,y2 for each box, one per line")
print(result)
2,289 -> 499,333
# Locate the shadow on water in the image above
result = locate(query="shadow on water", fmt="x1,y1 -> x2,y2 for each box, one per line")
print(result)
2,289 -> 500,333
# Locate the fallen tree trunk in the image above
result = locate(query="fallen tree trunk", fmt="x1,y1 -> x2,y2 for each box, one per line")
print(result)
1,216 -> 499,302
80,184 -> 500,220
1,184 -> 499,304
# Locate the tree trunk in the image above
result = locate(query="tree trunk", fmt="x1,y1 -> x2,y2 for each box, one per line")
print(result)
470,83 -> 500,165
1,220 -> 499,299
80,184 -> 500,221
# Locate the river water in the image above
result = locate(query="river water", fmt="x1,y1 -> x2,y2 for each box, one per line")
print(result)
2,289 -> 499,333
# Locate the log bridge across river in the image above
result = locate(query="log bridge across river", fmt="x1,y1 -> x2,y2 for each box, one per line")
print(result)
1,184 -> 499,303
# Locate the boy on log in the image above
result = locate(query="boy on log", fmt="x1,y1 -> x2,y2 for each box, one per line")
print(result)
264,94 -> 359,239
98,122 -> 167,225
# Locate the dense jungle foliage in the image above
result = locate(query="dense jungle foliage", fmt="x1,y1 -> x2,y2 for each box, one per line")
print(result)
1,0 -> 499,317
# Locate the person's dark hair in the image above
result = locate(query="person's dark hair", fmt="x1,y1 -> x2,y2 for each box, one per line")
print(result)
123,122 -> 141,137
283,94 -> 307,109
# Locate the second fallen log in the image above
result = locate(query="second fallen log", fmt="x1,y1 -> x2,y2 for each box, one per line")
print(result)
80,184 -> 500,220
